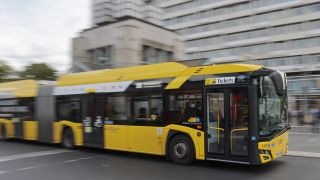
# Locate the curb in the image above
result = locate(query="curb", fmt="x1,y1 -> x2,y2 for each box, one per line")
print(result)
289,132 -> 320,135
286,151 -> 320,159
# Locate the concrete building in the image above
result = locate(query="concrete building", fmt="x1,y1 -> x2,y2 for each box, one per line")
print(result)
71,0 -> 184,72
92,0 -> 163,26
71,18 -> 184,72
149,0 -> 320,113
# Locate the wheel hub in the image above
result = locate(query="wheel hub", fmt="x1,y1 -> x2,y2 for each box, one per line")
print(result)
174,143 -> 188,159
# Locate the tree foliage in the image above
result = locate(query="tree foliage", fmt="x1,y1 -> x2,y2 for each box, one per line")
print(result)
20,63 -> 57,80
0,62 -> 13,82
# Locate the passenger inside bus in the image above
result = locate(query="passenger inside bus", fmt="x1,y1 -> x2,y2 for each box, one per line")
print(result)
183,100 -> 202,122
137,107 -> 148,119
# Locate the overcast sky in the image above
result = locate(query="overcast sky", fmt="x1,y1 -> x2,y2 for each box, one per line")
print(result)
0,0 -> 90,72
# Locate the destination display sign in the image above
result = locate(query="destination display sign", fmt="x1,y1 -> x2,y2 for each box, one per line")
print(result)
205,77 -> 236,86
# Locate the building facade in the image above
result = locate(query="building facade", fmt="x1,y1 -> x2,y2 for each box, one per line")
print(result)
92,0 -> 163,26
150,0 -> 320,114
71,0 -> 184,72
71,18 -> 184,71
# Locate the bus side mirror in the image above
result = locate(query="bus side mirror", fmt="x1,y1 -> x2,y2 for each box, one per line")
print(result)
259,77 -> 263,98
269,71 -> 286,96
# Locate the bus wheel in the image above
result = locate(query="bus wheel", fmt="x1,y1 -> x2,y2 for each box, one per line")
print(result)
62,128 -> 74,149
0,124 -> 6,140
169,135 -> 195,165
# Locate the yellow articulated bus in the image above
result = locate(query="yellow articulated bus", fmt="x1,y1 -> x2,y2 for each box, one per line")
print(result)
0,62 -> 289,165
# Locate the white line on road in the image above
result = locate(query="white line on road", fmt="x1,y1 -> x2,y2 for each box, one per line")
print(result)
0,156 -> 101,175
0,149 -> 76,163
287,151 -> 320,158
63,159 -> 80,163
17,166 -> 38,171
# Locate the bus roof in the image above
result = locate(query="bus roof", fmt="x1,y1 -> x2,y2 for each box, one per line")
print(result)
0,80 -> 39,98
57,62 -> 262,88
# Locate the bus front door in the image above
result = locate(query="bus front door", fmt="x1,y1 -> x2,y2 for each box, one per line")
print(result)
206,87 -> 249,162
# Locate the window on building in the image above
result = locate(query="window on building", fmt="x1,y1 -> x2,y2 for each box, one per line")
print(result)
91,46 -> 112,64
142,45 -> 173,63
309,79 -> 317,89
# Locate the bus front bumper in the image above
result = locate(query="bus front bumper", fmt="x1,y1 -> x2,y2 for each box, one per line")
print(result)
258,131 -> 289,164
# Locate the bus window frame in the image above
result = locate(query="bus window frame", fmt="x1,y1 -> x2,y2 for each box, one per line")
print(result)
130,87 -> 165,126
164,85 -> 204,127
56,95 -> 82,123
102,92 -> 132,125
0,97 -> 35,120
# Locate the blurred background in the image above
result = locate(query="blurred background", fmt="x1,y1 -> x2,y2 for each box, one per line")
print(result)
1,0 -> 320,133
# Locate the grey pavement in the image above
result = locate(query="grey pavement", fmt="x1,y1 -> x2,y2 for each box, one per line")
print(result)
0,140 -> 320,180
289,133 -> 320,153
290,125 -> 320,134
285,117 -> 320,156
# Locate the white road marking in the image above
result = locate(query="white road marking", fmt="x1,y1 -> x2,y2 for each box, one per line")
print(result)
0,170 -> 8,174
287,151 -> 320,158
78,157 -> 96,160
64,159 -> 79,163
17,166 -> 38,171
0,156 -> 102,175
0,149 -> 75,163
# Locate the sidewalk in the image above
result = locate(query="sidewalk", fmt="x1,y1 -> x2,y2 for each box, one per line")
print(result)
290,125 -> 320,134
287,132 -> 320,158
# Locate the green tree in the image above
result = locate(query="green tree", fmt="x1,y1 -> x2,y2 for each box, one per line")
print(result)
20,63 -> 57,80
0,62 -> 13,82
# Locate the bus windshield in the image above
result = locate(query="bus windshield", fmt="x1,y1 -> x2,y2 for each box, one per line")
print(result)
259,75 -> 288,137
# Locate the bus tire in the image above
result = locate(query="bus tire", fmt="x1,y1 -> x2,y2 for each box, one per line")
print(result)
0,124 -> 6,140
62,128 -> 75,149
169,135 -> 195,165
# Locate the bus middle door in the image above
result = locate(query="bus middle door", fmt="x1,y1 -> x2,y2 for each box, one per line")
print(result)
83,94 -> 104,148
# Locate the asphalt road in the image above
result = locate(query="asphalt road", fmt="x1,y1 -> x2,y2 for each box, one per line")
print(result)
0,140 -> 320,180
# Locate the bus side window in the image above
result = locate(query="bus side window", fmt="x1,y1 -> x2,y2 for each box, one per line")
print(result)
106,95 -> 131,123
167,92 -> 203,125
133,94 -> 163,124
57,101 -> 81,123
